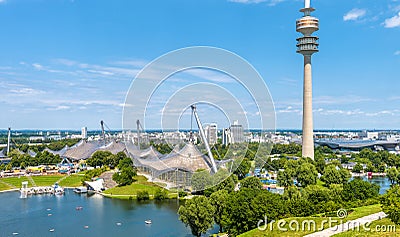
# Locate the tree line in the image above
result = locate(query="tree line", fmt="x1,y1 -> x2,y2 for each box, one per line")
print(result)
178,172 -> 380,236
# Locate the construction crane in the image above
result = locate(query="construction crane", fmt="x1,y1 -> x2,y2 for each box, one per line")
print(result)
100,120 -> 112,146
191,105 -> 218,173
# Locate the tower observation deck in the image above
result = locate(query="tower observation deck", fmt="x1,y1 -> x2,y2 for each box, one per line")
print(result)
297,0 -> 319,160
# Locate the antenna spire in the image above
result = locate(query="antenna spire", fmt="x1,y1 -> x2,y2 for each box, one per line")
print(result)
305,0 -> 310,8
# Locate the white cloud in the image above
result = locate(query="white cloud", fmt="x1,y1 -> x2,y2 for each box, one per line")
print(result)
395,50 -> 400,55
343,8 -> 367,21
9,88 -> 44,96
87,69 -> 115,76
228,0 -> 284,6
47,105 -> 70,111
277,106 -> 301,114
32,63 -> 44,70
0,0 -> 6,3
384,12 -> 400,28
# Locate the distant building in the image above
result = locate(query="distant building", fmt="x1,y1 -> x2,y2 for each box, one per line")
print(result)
367,132 -> 379,140
222,120 -> 244,145
230,120 -> 244,143
81,127 -> 88,139
29,136 -> 45,142
222,128 -> 231,145
205,123 -> 217,145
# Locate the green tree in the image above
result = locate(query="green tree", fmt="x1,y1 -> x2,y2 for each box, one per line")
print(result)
283,186 -> 301,201
342,178 -> 379,201
321,165 -> 350,186
353,163 -> 363,173
340,155 -> 350,164
87,151 -> 113,167
303,185 -> 331,206
117,157 -> 133,170
288,198 -> 315,217
222,189 -> 286,235
178,196 -> 215,237
210,190 -> 229,233
387,167 -> 399,184
296,162 -> 318,187
365,163 -> 376,172
154,189 -> 168,200
378,163 -> 386,173
314,155 -> 326,174
213,170 -> 238,193
277,169 -> 294,188
191,170 -> 212,192
240,176 -> 262,190
230,158 -> 251,180
381,185 -> 400,225
136,190 -> 149,200
112,166 -> 136,186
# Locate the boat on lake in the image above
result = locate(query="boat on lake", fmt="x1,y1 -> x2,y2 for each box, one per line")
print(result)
74,186 -> 88,194
145,220 -> 152,224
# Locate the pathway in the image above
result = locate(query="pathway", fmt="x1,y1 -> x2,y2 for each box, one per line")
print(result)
0,179 -> 16,189
26,176 -> 36,187
56,174 -> 69,184
304,212 -> 387,237
99,171 -> 117,189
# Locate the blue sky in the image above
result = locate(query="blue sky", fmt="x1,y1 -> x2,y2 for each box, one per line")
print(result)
0,0 -> 400,130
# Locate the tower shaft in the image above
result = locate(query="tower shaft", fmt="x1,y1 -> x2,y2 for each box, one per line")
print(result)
302,56 -> 314,159
296,0 -> 319,160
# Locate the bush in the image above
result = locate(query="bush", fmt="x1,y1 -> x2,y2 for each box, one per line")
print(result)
178,191 -> 188,198
137,191 -> 149,201
112,167 -> 135,186
381,185 -> 400,225
154,189 -> 168,200
342,178 -> 379,201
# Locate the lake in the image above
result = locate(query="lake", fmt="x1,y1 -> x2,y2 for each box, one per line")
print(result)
0,190 -> 212,237
0,176 -> 392,237
361,176 -> 392,194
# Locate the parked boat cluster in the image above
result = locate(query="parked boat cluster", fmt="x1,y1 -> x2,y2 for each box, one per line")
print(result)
20,183 -> 64,198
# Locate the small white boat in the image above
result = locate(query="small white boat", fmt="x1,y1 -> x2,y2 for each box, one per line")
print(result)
145,220 -> 152,224
49,229 -> 55,232
54,187 -> 64,195
116,222 -> 122,226
74,186 -> 88,194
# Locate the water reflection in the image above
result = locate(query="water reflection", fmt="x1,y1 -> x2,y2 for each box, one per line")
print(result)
0,190 -> 195,237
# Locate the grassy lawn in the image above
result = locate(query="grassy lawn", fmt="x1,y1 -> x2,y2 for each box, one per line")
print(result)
31,175 -> 64,186
239,204 -> 382,237
103,175 -> 176,199
58,175 -> 84,187
333,218 -> 399,237
1,175 -> 70,188
1,176 -> 30,188
0,181 -> 14,191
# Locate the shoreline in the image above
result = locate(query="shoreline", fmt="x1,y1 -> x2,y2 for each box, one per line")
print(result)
0,186 -> 77,194
0,188 -> 19,193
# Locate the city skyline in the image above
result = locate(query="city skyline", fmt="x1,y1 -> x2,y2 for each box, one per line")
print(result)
1,0 -> 400,130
